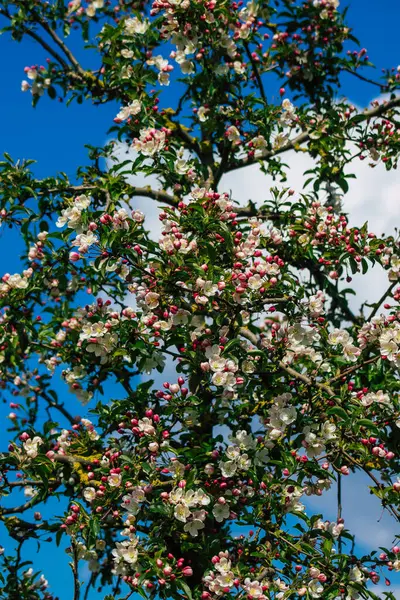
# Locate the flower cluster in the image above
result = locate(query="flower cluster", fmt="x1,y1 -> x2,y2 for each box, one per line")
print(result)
168,485 -> 210,537
133,127 -> 168,156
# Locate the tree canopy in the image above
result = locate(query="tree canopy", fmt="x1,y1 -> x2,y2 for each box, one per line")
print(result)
1,1 -> 400,599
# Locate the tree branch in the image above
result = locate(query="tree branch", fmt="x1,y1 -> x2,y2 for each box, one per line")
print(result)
278,361 -> 335,398
40,389 -> 77,426
239,327 -> 336,397
343,451 -> 400,522
71,540 -> 81,600
342,66 -> 390,90
0,495 -> 42,516
367,281 -> 397,321
225,94 -> 400,173
244,42 -> 268,105
328,355 -> 380,384
41,183 -> 179,210
36,18 -> 86,76
0,8 -> 70,71
337,472 -> 343,554
225,129 -> 310,173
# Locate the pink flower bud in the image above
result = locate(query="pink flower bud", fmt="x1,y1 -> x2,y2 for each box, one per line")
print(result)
298,588 -> 307,596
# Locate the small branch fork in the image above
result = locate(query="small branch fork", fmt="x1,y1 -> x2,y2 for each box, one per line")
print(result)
0,6 -> 116,99
36,17 -> 85,77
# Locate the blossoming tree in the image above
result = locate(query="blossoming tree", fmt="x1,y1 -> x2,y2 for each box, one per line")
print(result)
1,0 -> 400,598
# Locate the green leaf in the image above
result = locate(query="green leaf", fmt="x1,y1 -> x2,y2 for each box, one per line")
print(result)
55,528 -> 64,547
327,406 -> 349,421
87,515 -> 101,546
223,338 -> 242,353
179,580 -> 193,600
47,86 -> 56,100
357,419 -> 380,435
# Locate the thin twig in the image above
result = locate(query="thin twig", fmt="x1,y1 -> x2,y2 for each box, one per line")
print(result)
342,66 -> 390,90
278,361 -> 335,398
83,573 -> 95,600
40,389 -> 77,425
342,451 -> 400,522
0,8 -> 70,71
368,281 -> 396,321
327,355 -> 380,384
40,183 -> 179,210
71,540 -> 81,600
0,495 -> 42,516
37,18 -> 86,76
244,42 -> 268,105
239,327 -> 336,397
337,472 -> 343,554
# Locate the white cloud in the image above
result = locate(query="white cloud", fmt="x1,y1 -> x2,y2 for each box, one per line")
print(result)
374,583 -> 400,597
221,146 -> 400,312
305,470 -> 397,550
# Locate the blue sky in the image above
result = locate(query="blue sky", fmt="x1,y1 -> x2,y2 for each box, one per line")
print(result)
1,1 -> 400,598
